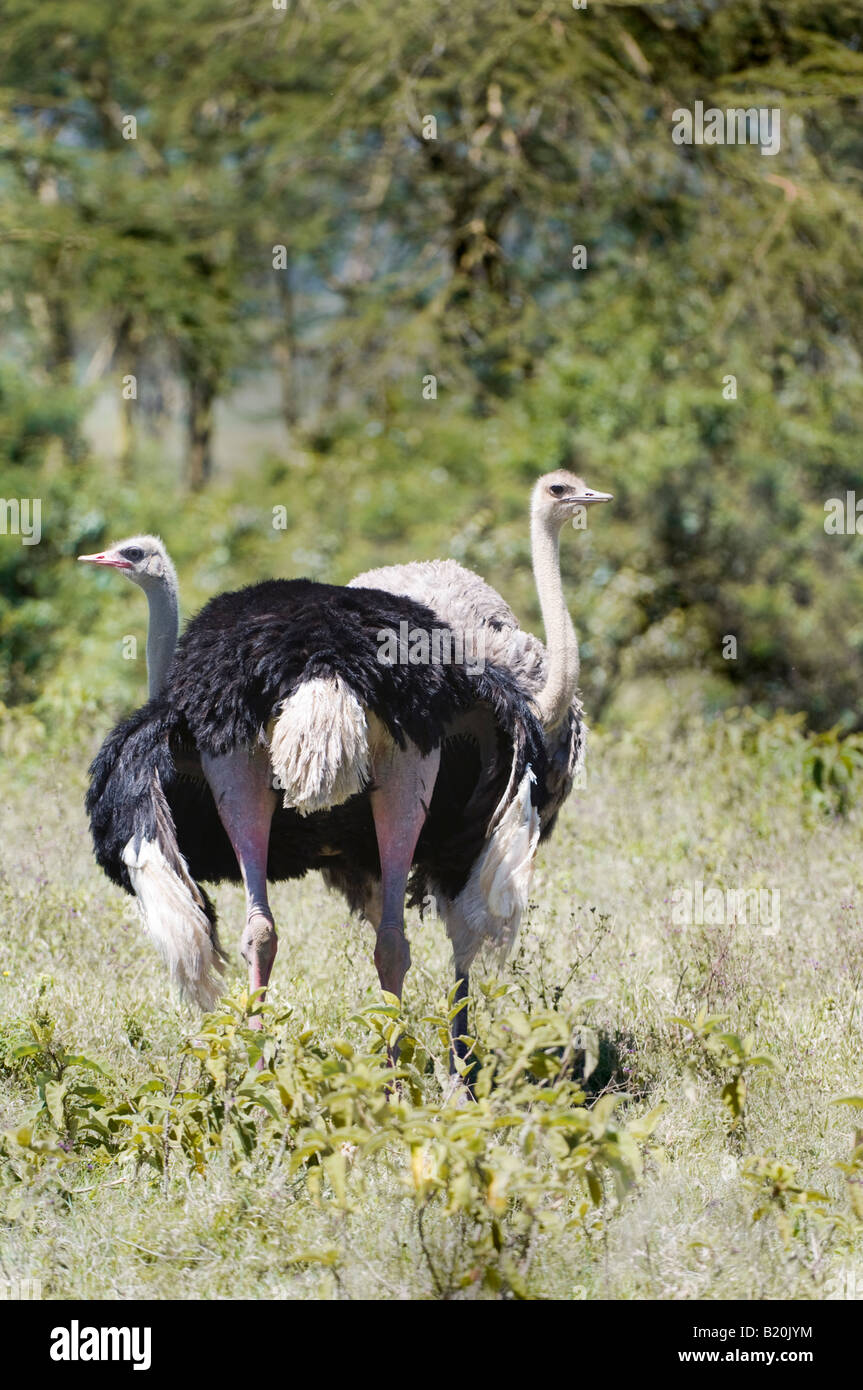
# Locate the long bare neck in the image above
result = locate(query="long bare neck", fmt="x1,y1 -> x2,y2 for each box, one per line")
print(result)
142,577 -> 179,698
531,508 -> 579,732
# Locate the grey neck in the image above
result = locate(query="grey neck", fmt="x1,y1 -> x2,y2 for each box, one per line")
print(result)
531,508 -> 579,733
140,578 -> 179,698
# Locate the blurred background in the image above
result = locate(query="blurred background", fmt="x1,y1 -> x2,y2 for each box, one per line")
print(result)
1,0 -> 862,736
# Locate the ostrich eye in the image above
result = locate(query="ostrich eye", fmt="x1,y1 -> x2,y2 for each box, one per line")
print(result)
120,546 -> 145,562
549,484 -> 568,498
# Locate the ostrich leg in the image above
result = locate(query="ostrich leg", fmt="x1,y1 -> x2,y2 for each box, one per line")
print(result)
442,896 -> 479,1081
451,968 -> 472,1074
370,741 -> 440,1027
202,747 -> 277,1020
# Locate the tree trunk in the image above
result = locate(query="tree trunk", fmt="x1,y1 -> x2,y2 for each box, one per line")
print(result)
187,368 -> 216,490
44,292 -> 74,384
275,269 -> 298,430
115,313 -> 138,478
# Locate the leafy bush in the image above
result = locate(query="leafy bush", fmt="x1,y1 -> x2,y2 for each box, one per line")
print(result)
670,1008 -> 776,1145
1,994 -> 665,1297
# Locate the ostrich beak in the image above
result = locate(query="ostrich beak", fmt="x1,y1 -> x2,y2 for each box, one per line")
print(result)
572,487 -> 613,506
78,551 -> 133,570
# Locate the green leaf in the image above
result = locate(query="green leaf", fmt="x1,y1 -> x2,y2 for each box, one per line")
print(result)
322,1151 -> 347,1206
721,1075 -> 746,1121
64,1054 -> 110,1075
43,1079 -> 67,1130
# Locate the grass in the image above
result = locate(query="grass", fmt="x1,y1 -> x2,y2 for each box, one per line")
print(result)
1,708 -> 862,1300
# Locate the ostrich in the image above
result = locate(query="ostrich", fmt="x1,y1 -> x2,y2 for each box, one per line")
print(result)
350,468 -> 612,1046
80,538 -> 546,1057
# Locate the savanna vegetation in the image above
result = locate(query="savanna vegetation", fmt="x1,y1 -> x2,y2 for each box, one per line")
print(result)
1,0 -> 863,1300
2,718 -> 863,1299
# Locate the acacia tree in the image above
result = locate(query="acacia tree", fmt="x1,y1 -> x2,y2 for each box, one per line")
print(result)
0,0 -> 281,485
3,0 -> 863,722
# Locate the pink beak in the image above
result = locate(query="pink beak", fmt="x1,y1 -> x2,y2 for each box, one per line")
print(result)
78,552 -> 133,570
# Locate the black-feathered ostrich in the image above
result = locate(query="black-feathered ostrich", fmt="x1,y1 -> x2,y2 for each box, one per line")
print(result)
350,468 -> 612,1036
80,540 -> 547,1060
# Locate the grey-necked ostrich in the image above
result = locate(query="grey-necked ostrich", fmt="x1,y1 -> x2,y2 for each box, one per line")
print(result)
80,539 -> 547,1059
350,468 -> 612,1044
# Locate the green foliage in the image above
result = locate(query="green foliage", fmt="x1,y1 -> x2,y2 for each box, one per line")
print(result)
0,1127 -> 74,1227
831,1099 -> 863,1223
695,709 -> 863,817
0,994 -> 664,1296
2,2 -> 863,728
799,730 -> 863,816
1,710 -> 863,1296
742,1157 -> 834,1249
671,1007 -> 776,1142
11,1017 -> 110,1147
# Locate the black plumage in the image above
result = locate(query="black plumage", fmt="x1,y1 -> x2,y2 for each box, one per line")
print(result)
168,580 -> 477,757
87,578 -> 548,963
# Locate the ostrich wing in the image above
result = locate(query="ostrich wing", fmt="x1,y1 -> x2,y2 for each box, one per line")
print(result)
165,578 -> 475,757
349,558 -> 585,831
86,699 -> 225,1007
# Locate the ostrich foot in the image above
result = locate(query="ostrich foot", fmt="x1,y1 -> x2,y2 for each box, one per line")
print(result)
374,924 -> 411,997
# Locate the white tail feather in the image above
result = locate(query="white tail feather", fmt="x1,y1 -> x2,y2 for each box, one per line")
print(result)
441,768 -> 540,969
270,675 -> 370,815
479,768 -> 540,936
122,835 -> 224,1010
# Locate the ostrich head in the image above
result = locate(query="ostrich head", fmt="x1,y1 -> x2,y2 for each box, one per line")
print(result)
530,469 -> 612,733
532,469 -> 613,529
78,535 -> 179,696
77,534 -> 176,593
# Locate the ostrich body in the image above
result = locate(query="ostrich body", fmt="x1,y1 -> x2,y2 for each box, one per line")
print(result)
81,539 -> 546,1053
350,469 -> 612,1027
